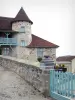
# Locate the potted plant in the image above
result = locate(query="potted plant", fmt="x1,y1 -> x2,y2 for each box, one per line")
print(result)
62,64 -> 65,68
58,64 -> 67,72
37,57 -> 42,62
54,65 -> 59,71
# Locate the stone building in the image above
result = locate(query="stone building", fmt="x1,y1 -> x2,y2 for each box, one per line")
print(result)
0,7 -> 59,61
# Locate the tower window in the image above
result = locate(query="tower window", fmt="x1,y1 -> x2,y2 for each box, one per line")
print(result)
19,26 -> 25,33
21,40 -> 25,46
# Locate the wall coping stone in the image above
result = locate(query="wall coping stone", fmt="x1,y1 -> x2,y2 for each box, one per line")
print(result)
0,55 -> 41,69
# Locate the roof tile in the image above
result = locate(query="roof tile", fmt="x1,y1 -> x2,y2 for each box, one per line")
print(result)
27,34 -> 59,48
11,7 -> 33,24
0,17 -> 13,30
56,56 -> 75,62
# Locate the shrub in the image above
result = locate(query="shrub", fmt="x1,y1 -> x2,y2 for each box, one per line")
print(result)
55,65 -> 59,69
61,64 -> 65,68
37,57 -> 42,62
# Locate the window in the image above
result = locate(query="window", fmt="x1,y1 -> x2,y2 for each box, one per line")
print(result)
4,48 -> 9,55
21,40 -> 25,46
19,26 -> 25,33
37,48 -> 43,57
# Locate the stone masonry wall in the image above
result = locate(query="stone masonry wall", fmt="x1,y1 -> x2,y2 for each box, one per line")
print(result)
11,21 -> 56,62
12,21 -> 32,46
0,56 -> 50,96
16,48 -> 56,62
12,21 -> 32,58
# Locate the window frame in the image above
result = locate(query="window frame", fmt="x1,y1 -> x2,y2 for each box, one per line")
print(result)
21,40 -> 25,47
19,26 -> 25,33
4,48 -> 9,55
37,48 -> 43,57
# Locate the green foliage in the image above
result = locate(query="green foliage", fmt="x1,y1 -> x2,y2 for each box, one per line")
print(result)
55,65 -> 59,69
37,57 -> 42,62
61,64 -> 65,68
54,64 -> 66,72
55,64 -> 65,69
59,64 -> 65,68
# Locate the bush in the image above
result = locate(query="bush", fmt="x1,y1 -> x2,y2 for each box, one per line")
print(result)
55,65 -> 59,69
61,64 -> 65,68
37,57 -> 42,62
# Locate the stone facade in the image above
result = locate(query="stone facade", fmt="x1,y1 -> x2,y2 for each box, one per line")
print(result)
43,48 -> 56,62
11,21 -> 32,57
1,21 -> 56,61
13,47 -> 56,62
12,21 -> 32,45
11,21 -> 56,61
0,55 -> 50,96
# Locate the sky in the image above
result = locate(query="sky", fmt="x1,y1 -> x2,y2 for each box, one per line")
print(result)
0,0 -> 75,57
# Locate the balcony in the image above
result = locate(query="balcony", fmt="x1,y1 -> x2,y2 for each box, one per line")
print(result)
0,38 -> 17,45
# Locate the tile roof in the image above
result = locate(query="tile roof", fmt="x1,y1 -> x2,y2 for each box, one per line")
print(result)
0,7 -> 33,30
27,34 -> 59,48
11,7 -> 33,24
56,56 -> 75,62
0,7 -> 59,48
0,16 -> 13,30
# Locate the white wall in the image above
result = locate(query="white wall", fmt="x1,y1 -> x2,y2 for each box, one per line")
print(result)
72,58 -> 75,73
56,61 -> 71,72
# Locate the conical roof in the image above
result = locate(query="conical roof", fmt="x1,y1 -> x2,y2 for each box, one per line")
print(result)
11,7 -> 33,24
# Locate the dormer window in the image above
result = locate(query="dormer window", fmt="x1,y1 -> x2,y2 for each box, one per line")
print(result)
19,26 -> 25,33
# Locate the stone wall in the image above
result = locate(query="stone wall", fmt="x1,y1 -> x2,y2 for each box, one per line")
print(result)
11,21 -> 56,61
12,21 -> 32,46
18,48 -> 56,62
0,56 -> 50,96
12,21 -> 32,58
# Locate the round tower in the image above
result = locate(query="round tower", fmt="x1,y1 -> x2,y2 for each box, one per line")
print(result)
11,7 -> 33,46
11,7 -> 33,58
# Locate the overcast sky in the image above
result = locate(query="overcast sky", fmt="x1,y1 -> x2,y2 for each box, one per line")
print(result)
0,0 -> 75,57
